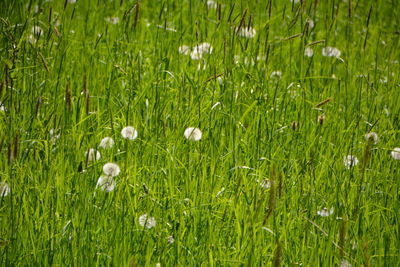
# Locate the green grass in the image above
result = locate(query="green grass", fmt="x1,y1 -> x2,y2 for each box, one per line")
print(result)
0,0 -> 399,266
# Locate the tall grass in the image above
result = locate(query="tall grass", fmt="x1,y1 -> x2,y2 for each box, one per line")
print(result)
0,0 -> 399,265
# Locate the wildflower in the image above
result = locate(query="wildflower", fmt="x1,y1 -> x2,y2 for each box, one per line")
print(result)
270,70 -> 282,79
391,147 -> 400,160
0,182 -> 10,197
85,148 -> 101,162
184,127 -> 202,141
99,137 -> 114,149
96,175 -> 116,192
364,132 -> 378,144
178,45 -> 190,55
304,47 -> 314,57
236,26 -> 256,39
322,46 -> 341,57
317,207 -> 334,217
138,214 -> 156,229
343,155 -> 359,168
121,126 -> 138,140
103,162 -> 120,177
207,0 -> 218,9
68,0 -> 76,3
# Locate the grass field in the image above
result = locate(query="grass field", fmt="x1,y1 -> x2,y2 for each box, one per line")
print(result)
1,0 -> 399,266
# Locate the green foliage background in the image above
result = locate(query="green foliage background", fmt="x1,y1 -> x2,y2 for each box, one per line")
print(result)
0,0 -> 399,265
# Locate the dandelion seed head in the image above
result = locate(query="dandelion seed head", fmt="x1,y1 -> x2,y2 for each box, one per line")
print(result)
190,42 -> 213,60
178,45 -> 190,55
50,128 -> 60,143
305,18 -> 314,28
391,147 -> 400,160
0,102 -> 7,112
190,50 -> 202,60
103,162 -> 120,177
322,46 -> 341,57
31,26 -> 43,36
304,47 -> 314,57
121,126 -> 138,140
364,132 -> 378,144
259,179 -> 271,189
85,148 -> 101,162
270,70 -> 282,79
343,155 -> 359,168
236,26 -> 256,38
96,175 -> 116,192
99,137 -> 114,149
167,235 -> 175,244
317,207 -> 334,217
0,182 -> 10,197
106,17 -> 120,24
340,259 -> 352,267
138,214 -> 156,229
184,127 -> 202,141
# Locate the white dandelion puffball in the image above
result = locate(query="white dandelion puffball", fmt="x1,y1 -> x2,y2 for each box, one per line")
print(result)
0,182 -> 10,197
121,126 -> 138,140
184,127 -> 202,141
99,137 -> 114,149
259,179 -> 271,189
85,148 -> 101,162
106,17 -> 119,25
305,18 -> 314,28
364,132 -> 378,144
391,147 -> 400,160
317,207 -> 334,217
190,50 -> 202,60
270,70 -> 282,79
167,235 -> 175,244
304,47 -> 314,57
236,26 -> 256,39
138,214 -> 156,229
343,155 -> 359,168
322,46 -> 341,58
0,102 -> 6,112
31,26 -> 43,36
96,175 -> 116,192
340,259 -> 352,267
178,45 -> 190,55
190,42 -> 213,60
103,162 -> 120,177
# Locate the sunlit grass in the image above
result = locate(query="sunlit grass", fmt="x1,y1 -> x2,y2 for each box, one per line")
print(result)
0,0 -> 399,266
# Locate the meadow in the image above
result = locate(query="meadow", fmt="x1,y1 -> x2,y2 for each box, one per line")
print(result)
0,0 -> 399,266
